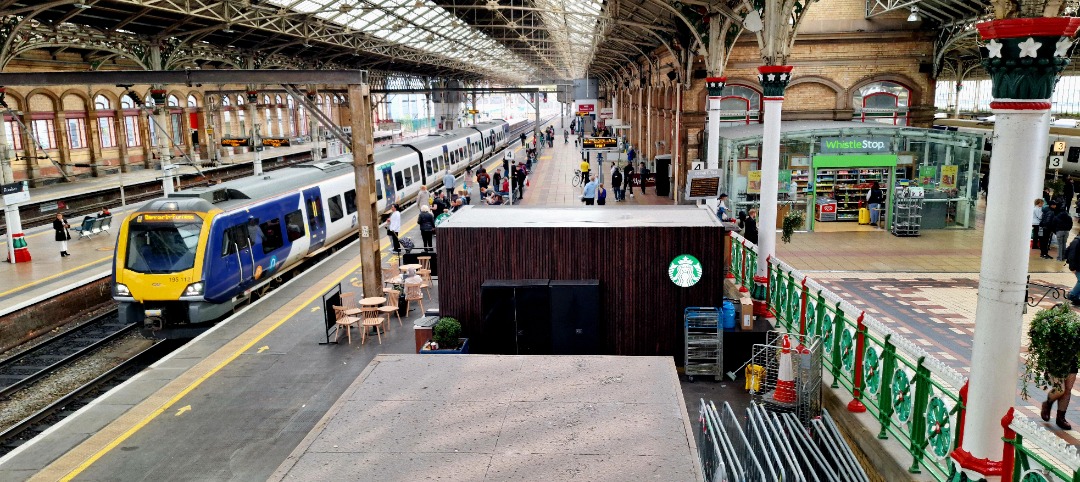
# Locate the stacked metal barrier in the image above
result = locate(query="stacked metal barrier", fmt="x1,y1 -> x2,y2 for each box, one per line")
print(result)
698,399 -> 869,482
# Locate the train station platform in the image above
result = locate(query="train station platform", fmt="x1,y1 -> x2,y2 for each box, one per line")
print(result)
1,115 -> 1076,480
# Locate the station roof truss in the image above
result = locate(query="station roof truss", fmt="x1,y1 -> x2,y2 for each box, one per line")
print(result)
0,0 -> 685,88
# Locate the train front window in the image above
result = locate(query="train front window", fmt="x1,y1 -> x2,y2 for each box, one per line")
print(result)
125,217 -> 202,274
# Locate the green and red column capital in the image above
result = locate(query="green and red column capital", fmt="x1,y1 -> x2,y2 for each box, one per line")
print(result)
705,77 -> 727,98
757,65 -> 793,99
977,17 -> 1079,106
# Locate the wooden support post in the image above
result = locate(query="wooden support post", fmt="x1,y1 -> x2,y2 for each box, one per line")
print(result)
348,83 -> 383,298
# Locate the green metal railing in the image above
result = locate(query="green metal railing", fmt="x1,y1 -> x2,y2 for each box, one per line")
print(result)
725,232 -> 1080,482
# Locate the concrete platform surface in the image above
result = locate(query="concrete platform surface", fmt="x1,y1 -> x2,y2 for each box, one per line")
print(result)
271,354 -> 703,482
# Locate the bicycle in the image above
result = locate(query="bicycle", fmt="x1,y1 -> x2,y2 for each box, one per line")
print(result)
571,169 -> 582,187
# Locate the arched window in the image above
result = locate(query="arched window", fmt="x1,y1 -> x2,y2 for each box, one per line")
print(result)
95,95 -> 117,148
121,95 -> 135,109
167,95 -> 180,107
275,95 -> 282,105
222,96 -> 231,108
853,81 -> 910,126
3,97 -> 23,150
187,95 -> 198,108
236,95 -> 245,106
716,85 -> 761,127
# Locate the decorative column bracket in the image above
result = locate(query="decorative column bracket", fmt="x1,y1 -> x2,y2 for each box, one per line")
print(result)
757,65 -> 794,98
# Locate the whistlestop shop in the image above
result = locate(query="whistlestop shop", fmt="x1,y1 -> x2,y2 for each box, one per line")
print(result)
711,121 -> 984,233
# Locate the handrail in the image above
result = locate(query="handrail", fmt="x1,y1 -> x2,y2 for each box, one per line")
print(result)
724,234 -> 1078,482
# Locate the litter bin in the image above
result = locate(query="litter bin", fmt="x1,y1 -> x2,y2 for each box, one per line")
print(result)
414,316 -> 439,353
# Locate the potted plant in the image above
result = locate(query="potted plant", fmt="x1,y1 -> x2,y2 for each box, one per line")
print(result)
392,282 -> 408,317
1021,303 -> 1080,401
781,210 -> 804,244
420,317 -> 469,354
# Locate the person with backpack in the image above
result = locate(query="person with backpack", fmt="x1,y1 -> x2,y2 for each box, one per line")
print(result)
1055,204 -> 1074,261
611,166 -> 624,202
1040,199 -> 1058,259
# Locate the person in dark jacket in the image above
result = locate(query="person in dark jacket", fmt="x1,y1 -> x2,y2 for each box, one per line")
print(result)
1054,206 -> 1074,261
53,213 -> 71,257
611,167 -> 624,202
1065,177 -> 1075,215
1040,200 -> 1058,258
418,204 -> 436,251
624,163 -> 636,198
638,162 -> 651,195
741,208 -> 759,245
1066,236 -> 1080,306
866,181 -> 886,226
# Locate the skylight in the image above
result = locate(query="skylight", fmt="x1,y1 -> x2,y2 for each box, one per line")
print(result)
268,0 -> 536,82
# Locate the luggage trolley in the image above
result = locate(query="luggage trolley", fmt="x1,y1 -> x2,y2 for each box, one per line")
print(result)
684,307 -> 722,381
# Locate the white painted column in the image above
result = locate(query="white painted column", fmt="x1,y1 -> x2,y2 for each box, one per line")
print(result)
247,93 -> 262,176
757,97 -> 782,277
755,65 -> 792,279
960,105 -> 1049,474
953,17 -> 1080,479
150,89 -> 174,196
704,77 -> 726,210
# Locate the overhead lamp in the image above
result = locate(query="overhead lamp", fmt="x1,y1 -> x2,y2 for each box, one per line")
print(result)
907,6 -> 920,22
222,24 -> 235,33
73,2 -> 92,9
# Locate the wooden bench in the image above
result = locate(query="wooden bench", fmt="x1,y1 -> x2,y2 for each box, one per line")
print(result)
73,215 -> 112,239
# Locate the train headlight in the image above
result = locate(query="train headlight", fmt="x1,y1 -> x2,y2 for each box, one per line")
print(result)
184,282 -> 204,297
115,283 -> 130,296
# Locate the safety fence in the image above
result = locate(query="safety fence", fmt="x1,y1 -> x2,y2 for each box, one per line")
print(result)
697,399 -> 869,482
726,231 -> 1080,482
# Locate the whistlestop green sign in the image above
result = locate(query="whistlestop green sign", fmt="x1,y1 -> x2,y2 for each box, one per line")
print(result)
819,137 -> 892,154
668,254 -> 703,287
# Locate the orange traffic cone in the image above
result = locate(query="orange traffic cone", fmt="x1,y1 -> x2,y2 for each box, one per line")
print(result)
773,334 -> 797,404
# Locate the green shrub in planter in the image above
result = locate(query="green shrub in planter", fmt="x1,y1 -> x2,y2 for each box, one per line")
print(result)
1021,303 -> 1080,399
433,317 -> 462,349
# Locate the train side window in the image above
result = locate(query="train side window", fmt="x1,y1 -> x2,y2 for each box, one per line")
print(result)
345,189 -> 357,213
328,195 -> 344,222
411,166 -> 419,183
285,210 -> 305,241
1069,146 -> 1080,164
260,218 -> 284,253
375,180 -> 383,201
437,155 -> 443,170
425,159 -> 433,175
222,224 -> 249,256
403,167 -> 413,186
395,171 -> 404,190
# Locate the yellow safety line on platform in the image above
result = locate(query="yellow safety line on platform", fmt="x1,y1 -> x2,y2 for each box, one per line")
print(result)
61,234 -> 399,481
0,256 -> 110,298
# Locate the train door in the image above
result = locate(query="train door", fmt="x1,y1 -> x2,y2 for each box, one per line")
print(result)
303,187 -> 326,251
381,166 -> 396,204
221,217 -> 256,293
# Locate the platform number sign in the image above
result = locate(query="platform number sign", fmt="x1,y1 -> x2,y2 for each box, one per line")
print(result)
1053,141 -> 1067,153
1050,155 -> 1065,170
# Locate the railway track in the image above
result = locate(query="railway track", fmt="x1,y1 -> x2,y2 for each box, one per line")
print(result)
0,116 -> 558,455
0,340 -> 181,456
0,312 -> 134,401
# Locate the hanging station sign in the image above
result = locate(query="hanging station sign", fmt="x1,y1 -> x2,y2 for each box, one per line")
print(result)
819,137 -> 891,154
221,137 -> 251,147
262,138 -> 292,147
582,137 -> 617,149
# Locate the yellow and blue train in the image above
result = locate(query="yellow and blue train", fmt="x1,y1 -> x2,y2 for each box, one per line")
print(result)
114,120 -> 512,338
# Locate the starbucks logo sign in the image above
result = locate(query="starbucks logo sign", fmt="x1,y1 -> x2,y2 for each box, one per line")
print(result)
668,254 -> 703,287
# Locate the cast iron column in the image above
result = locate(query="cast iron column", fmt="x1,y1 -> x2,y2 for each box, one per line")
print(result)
951,17 -> 1079,480
755,65 -> 792,284
705,77 -> 726,209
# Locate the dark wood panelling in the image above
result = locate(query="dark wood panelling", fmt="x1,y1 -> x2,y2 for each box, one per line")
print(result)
438,224 -> 726,362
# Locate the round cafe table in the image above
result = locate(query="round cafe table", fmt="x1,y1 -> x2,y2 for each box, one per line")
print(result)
399,264 -> 421,276
360,296 -> 388,334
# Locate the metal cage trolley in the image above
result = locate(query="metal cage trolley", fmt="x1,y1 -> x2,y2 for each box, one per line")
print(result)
684,307 -> 722,382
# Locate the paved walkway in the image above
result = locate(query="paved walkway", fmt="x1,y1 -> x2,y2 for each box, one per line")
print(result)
520,125 -> 669,207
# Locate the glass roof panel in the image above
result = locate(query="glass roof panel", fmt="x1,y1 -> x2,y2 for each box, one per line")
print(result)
266,0 -> 535,81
